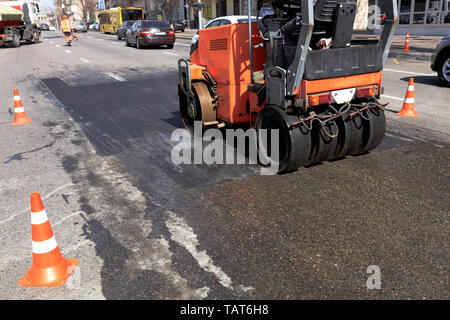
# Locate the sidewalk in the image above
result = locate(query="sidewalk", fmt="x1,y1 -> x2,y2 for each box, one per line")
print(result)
175,29 -> 197,40
388,35 -> 439,62
178,30 -> 439,62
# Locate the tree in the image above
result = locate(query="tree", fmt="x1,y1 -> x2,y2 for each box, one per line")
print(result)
54,0 -> 74,28
78,0 -> 98,21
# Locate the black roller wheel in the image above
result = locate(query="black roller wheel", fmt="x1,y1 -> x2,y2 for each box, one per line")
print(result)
136,38 -> 141,49
179,82 -> 214,133
341,109 -> 366,156
255,106 -> 311,173
329,115 -> 348,160
360,106 -> 386,153
309,119 -> 339,164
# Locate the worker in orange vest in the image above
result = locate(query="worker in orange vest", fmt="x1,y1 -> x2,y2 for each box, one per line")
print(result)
61,15 -> 73,46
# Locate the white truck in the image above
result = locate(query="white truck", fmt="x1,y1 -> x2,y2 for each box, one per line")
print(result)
0,1 -> 41,48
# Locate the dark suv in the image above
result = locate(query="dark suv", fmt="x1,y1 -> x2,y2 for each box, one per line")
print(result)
172,20 -> 185,32
431,37 -> 450,87
117,21 -> 135,40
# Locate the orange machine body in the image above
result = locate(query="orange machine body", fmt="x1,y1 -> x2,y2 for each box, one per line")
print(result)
190,23 -> 383,125
190,22 -> 265,124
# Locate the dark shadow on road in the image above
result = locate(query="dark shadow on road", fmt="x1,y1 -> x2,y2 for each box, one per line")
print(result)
400,75 -> 445,87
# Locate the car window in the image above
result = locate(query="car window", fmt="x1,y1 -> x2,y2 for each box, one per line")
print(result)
142,20 -> 170,28
206,20 -> 221,28
237,18 -> 257,23
220,19 -> 231,26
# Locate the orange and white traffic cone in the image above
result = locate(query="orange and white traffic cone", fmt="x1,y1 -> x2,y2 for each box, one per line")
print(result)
396,78 -> 418,117
402,32 -> 410,52
18,193 -> 78,287
11,88 -> 32,125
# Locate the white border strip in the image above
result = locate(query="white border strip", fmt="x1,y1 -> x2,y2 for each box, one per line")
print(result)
32,237 -> 57,254
383,68 -> 434,76
105,72 -> 126,82
31,210 -> 48,225
381,94 -> 404,101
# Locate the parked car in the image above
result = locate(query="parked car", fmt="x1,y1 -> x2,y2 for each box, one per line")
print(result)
40,23 -> 49,31
89,21 -> 100,31
117,20 -> 135,40
172,20 -> 185,32
431,36 -> 450,87
125,20 -> 175,49
49,25 -> 55,31
75,22 -> 88,33
190,15 -> 257,49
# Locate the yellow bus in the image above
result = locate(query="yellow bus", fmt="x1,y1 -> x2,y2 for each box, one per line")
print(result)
98,7 -> 144,34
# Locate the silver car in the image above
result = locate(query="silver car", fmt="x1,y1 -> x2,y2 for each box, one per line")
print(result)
431,37 -> 450,87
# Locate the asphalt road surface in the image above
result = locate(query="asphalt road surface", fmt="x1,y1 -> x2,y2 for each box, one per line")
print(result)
0,31 -> 448,300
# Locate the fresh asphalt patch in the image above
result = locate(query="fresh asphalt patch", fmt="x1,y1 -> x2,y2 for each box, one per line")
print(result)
41,73 -> 264,188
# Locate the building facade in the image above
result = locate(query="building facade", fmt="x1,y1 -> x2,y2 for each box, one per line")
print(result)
372,0 -> 449,35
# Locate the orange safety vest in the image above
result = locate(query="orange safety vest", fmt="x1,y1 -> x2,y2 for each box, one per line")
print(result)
61,19 -> 71,33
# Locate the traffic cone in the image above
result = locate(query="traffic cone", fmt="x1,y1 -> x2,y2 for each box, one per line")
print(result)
396,78 -> 418,117
18,193 -> 78,287
402,32 -> 410,52
11,89 -> 32,125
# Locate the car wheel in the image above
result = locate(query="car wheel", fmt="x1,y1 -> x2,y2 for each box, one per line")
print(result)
125,36 -> 130,46
117,34 -> 121,40
167,44 -> 174,49
437,53 -> 450,87
136,38 -> 141,49
12,32 -> 20,48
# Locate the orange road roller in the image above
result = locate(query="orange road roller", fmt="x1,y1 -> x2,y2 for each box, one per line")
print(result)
178,0 -> 398,172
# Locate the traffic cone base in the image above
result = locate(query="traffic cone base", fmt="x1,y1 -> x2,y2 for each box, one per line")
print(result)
19,257 -> 78,287
12,115 -> 32,125
396,109 -> 418,117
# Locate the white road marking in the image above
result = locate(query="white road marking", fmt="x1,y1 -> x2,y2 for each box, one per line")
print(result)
163,52 -> 179,56
98,39 -> 103,41
385,133 -> 413,142
56,45 -> 61,47
65,49 -> 72,53
383,68 -> 435,76
105,72 -> 127,82
381,94 -> 404,101
1,183 -> 73,225
165,210 -> 233,289
49,41 -> 53,44
175,43 -> 191,47
112,41 -> 120,44
80,58 -> 90,63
